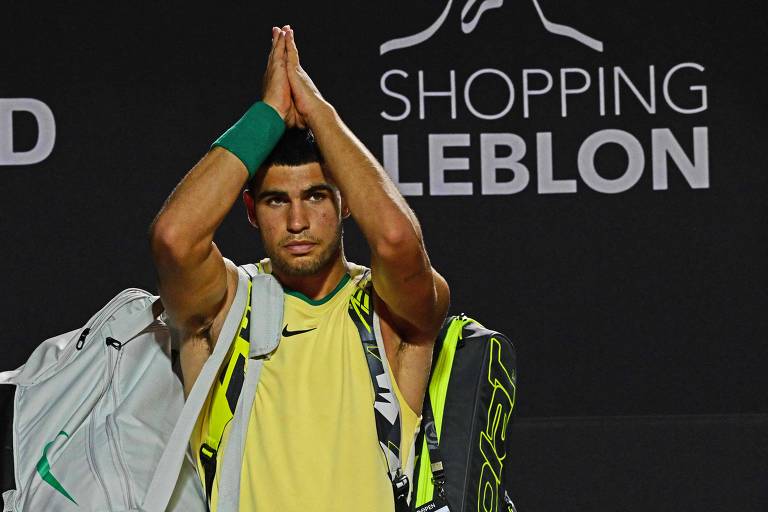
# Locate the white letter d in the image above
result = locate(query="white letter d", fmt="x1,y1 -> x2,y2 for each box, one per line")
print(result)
0,98 -> 56,166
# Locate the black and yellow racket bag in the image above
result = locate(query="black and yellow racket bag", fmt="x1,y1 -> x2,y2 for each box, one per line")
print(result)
412,315 -> 518,512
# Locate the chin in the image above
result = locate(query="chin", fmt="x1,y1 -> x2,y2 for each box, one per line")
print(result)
271,253 -> 326,277
268,243 -> 338,277
284,260 -> 324,277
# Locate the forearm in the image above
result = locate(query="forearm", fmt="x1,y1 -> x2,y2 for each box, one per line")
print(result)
307,103 -> 425,257
308,103 -> 445,336
281,25 -> 447,339
150,100 -> 285,261
150,147 -> 248,261
149,97 -> 285,336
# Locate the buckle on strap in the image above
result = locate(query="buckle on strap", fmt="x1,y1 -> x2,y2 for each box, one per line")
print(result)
392,471 -> 410,511
430,460 -> 446,483
200,443 -> 217,463
430,461 -> 447,502
199,443 -> 218,501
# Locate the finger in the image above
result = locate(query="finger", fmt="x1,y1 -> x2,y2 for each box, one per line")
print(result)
269,26 -> 281,51
267,26 -> 280,64
277,24 -> 290,58
273,29 -> 287,63
286,28 -> 299,65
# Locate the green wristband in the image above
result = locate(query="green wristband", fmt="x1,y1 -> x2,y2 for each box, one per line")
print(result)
211,101 -> 286,178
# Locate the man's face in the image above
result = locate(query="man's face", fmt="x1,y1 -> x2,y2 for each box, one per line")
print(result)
243,162 -> 346,277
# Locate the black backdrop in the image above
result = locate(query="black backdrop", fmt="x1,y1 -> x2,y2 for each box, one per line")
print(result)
1,2 -> 766,510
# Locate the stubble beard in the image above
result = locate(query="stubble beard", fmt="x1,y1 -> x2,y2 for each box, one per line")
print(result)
267,223 -> 343,277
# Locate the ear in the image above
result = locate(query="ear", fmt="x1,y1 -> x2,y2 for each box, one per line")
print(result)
340,195 -> 351,219
242,189 -> 260,229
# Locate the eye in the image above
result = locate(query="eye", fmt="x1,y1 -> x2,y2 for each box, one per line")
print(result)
265,196 -> 288,206
307,191 -> 327,202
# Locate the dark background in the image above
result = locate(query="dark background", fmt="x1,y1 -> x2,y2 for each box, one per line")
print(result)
1,1 -> 766,510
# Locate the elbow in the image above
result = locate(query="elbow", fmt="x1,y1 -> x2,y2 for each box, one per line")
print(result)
149,217 -> 199,268
148,216 -> 176,263
374,223 -> 424,263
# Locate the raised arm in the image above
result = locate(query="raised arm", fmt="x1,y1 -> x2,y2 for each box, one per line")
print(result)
148,27 -> 292,394
283,29 -> 450,409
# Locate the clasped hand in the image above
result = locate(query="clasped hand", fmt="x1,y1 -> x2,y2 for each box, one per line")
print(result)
262,25 -> 326,129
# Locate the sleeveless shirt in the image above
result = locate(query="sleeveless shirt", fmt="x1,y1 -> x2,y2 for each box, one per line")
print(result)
190,261 -> 421,511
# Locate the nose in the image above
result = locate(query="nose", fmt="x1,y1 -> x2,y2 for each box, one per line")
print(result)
287,201 -> 310,234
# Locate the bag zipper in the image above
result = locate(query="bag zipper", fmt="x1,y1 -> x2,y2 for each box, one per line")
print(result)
84,331 -> 126,511
106,413 -> 136,509
108,341 -> 137,509
53,289 -> 152,375
86,408 -> 114,511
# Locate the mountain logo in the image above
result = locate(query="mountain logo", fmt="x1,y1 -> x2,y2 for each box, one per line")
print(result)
380,0 -> 603,55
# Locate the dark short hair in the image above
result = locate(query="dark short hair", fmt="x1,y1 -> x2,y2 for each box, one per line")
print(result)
246,128 -> 324,195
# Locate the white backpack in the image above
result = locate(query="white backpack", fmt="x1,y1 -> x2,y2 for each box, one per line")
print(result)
0,262 -> 285,512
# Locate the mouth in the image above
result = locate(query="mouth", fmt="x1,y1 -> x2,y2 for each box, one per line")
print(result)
283,240 -> 317,255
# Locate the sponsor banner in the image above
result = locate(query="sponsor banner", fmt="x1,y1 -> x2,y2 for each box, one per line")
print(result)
0,1 -> 765,417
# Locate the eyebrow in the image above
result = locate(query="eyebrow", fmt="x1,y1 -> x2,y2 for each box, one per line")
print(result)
256,183 -> 336,202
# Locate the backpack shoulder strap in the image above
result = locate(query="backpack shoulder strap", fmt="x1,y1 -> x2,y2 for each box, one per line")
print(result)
348,272 -> 410,509
142,266 -> 253,512
217,272 -> 283,512
197,262 -> 277,506
413,315 -> 468,504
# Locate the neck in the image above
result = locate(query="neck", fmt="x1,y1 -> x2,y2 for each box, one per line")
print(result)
273,252 -> 349,301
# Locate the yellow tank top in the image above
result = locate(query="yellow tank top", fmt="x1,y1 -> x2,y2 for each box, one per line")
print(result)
191,262 -> 421,512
